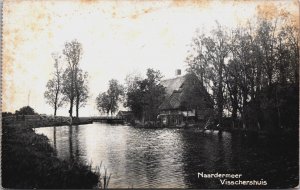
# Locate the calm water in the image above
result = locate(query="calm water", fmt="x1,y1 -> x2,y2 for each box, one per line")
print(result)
35,123 -> 298,188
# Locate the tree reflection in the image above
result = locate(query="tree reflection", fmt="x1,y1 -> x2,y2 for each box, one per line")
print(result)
68,125 -> 81,162
53,126 -> 57,155
69,125 -> 73,161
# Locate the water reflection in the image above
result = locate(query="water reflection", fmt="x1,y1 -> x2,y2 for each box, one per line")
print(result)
123,129 -> 185,188
35,123 -> 298,188
53,126 -> 57,151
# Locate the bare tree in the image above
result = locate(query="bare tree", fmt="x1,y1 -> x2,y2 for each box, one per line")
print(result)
44,53 -> 65,116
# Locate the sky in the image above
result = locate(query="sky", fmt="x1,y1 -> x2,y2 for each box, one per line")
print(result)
2,0 -> 299,116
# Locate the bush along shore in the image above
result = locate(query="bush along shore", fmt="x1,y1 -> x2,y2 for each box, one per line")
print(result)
2,124 -> 99,189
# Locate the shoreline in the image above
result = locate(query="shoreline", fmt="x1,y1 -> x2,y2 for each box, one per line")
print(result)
28,119 -> 297,139
131,122 -> 298,139
2,124 -> 100,189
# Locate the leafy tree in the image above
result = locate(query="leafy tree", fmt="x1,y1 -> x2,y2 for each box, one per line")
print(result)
124,72 -> 143,95
124,68 -> 165,123
124,73 -> 144,119
2,112 -> 13,117
281,15 -> 299,83
96,92 -> 111,115
223,60 -> 240,124
107,79 -> 124,115
75,69 -> 89,118
186,11 -> 299,131
227,23 -> 258,126
61,68 -> 73,112
143,69 -> 166,122
186,23 -> 230,126
15,106 -> 35,115
95,79 -> 124,116
44,53 -> 65,116
62,67 -> 89,118
62,40 -> 82,117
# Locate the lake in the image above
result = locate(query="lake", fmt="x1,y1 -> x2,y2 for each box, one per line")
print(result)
35,123 -> 298,188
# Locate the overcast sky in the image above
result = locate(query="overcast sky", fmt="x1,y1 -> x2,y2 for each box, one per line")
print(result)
3,0 -> 298,116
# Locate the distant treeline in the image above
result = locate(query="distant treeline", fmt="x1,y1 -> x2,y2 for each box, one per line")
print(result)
3,106 -> 36,117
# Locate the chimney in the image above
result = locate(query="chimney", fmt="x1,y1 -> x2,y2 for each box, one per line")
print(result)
175,69 -> 181,76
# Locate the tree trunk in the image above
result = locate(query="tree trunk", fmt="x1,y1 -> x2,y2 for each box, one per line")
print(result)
54,106 -> 57,116
217,62 -> 224,127
76,105 -> 79,118
54,88 -> 59,116
241,91 -> 247,129
69,98 -> 73,117
232,86 -> 238,124
69,70 -> 74,118
232,102 -> 237,122
76,95 -> 79,118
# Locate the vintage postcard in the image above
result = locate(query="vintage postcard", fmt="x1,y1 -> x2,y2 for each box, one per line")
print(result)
1,0 -> 299,189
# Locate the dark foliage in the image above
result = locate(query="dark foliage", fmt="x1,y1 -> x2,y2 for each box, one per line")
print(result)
2,125 -> 99,189
2,112 -> 13,117
245,83 -> 299,133
125,68 -> 165,122
186,13 -> 299,132
15,106 -> 36,115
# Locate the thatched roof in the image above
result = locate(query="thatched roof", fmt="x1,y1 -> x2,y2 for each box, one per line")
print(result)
159,74 -> 213,110
160,75 -> 186,97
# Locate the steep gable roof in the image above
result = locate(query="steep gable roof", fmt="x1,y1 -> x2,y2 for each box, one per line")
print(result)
160,75 -> 186,98
159,73 -> 213,110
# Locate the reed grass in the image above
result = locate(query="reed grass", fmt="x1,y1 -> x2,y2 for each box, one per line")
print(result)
94,161 -> 111,189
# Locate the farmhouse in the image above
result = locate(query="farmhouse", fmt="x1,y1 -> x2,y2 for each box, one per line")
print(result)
158,70 -> 213,126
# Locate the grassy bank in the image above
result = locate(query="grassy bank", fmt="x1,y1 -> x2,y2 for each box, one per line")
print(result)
2,115 -> 93,128
2,124 -> 99,189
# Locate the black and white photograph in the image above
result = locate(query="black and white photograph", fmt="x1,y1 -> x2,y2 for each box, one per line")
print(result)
1,0 -> 299,189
